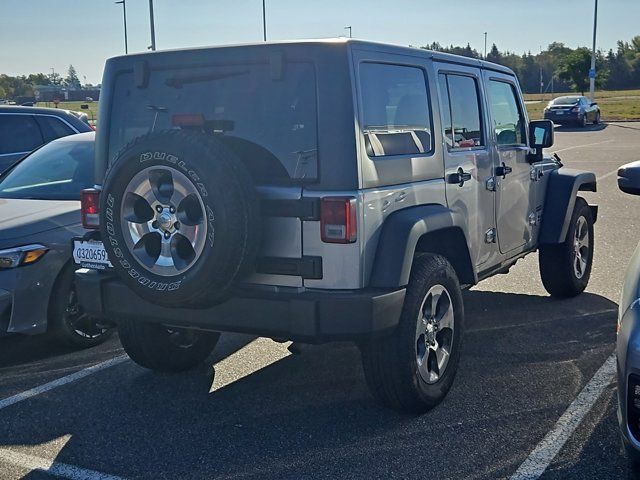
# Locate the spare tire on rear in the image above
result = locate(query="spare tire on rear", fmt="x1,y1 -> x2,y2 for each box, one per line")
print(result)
100,130 -> 259,308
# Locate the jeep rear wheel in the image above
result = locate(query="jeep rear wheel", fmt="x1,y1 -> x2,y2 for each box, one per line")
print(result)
361,254 -> 464,413
100,130 -> 259,308
539,196 -> 594,298
118,317 -> 220,372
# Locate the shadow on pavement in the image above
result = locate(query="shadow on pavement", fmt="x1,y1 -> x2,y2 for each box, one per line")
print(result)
554,123 -> 608,133
0,334 -> 85,369
0,289 -> 621,479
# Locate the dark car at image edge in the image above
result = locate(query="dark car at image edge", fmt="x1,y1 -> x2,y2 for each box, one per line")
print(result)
0,105 -> 93,174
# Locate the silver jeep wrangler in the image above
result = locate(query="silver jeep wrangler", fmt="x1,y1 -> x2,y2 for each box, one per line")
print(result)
75,39 -> 597,413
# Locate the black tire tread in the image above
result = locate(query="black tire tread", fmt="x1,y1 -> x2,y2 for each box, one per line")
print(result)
539,196 -> 594,298
118,316 -> 219,372
101,129 -> 260,308
361,254 -> 464,413
48,264 -> 113,349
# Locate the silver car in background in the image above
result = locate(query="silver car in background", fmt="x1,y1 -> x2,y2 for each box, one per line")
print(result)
0,132 -> 113,347
616,160 -> 640,474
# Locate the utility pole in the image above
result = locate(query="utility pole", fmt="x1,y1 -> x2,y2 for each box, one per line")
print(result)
345,26 -> 352,38
115,0 -> 128,54
539,46 -> 544,99
262,0 -> 267,41
589,0 -> 598,100
484,32 -> 487,59
148,0 -> 156,51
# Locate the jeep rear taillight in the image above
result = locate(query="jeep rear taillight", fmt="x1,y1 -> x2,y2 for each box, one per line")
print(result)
81,188 -> 101,230
320,197 -> 357,244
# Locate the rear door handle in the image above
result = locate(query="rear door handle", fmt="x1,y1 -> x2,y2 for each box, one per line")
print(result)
495,162 -> 513,179
447,167 -> 472,187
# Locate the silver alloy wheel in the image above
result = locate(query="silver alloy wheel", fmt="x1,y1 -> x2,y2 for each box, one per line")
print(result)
573,215 -> 590,279
415,284 -> 455,385
121,166 -> 208,276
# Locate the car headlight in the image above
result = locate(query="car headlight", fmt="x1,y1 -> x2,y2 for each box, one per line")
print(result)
0,245 -> 48,269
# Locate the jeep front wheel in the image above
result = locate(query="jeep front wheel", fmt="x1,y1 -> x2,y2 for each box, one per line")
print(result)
361,254 -> 464,413
539,196 -> 594,298
118,317 -> 220,372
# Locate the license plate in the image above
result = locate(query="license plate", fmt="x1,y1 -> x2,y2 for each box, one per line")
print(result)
72,239 -> 113,270
556,111 -> 564,115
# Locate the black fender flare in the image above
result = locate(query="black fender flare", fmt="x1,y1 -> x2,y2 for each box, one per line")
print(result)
539,168 -> 597,245
369,204 -> 473,288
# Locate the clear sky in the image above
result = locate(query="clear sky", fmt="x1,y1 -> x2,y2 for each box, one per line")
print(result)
1,0 -> 639,84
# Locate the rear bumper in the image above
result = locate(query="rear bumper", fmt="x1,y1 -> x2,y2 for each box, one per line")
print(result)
544,112 -> 581,123
75,269 -> 405,343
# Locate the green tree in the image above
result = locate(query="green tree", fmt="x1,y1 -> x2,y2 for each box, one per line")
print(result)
48,71 -> 62,86
0,86 -> 6,99
26,73 -> 50,86
486,43 -> 502,63
556,48 -> 593,94
64,64 -> 81,88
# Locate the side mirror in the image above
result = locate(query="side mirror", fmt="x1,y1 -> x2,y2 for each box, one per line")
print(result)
528,120 -> 554,149
618,161 -> 640,196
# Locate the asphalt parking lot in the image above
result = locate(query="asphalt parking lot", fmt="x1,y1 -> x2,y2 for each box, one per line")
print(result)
1,122 -> 639,479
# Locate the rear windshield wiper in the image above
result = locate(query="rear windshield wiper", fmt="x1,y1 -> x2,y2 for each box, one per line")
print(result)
165,69 -> 250,88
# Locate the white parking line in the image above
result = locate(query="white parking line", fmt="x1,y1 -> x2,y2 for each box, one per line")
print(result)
0,354 -> 128,411
597,169 -> 619,182
0,447 -> 124,480
509,353 -> 616,480
551,139 -> 613,154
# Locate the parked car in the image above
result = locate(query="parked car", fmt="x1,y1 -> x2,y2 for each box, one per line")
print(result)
0,132 -> 113,347
74,39 -> 596,412
67,109 -> 92,128
616,160 -> 640,473
543,95 -> 601,127
0,106 -> 93,174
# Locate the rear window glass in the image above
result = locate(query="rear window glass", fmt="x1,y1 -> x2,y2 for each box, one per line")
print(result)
360,63 -> 432,157
108,62 -> 318,182
552,97 -> 580,105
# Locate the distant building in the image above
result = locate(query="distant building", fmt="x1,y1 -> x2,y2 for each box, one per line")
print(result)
33,85 -> 100,102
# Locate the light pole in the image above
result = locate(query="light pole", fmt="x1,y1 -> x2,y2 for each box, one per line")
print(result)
483,32 -> 487,59
589,0 -> 598,100
262,0 -> 267,41
115,0 -> 128,54
345,26 -> 352,38
148,0 -> 156,51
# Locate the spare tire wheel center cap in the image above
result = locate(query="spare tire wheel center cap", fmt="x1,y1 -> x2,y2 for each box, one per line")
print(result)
158,211 -> 174,230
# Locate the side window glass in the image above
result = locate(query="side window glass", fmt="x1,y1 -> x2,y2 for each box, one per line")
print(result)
438,74 -> 454,148
35,116 -> 74,142
0,115 -> 43,155
488,80 -> 526,146
360,62 -> 432,157
446,75 -> 484,149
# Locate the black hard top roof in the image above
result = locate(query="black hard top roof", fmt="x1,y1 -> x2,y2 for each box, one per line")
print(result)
107,38 -> 516,77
